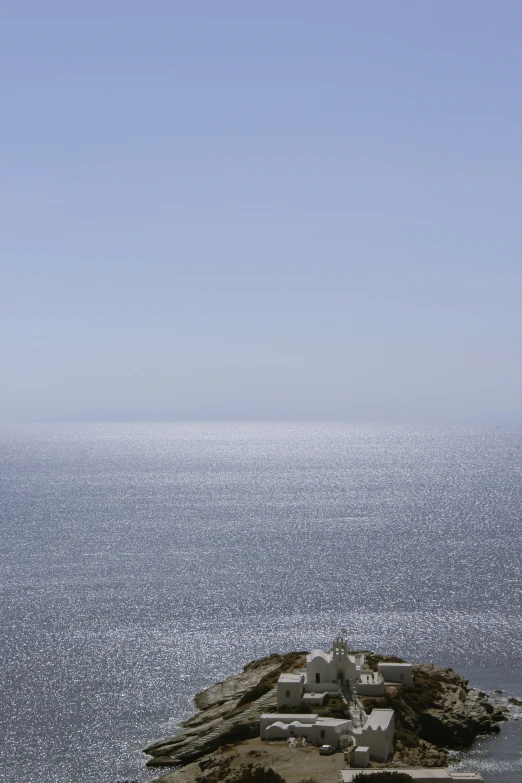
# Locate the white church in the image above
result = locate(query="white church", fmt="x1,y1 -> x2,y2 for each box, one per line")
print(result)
260,633 -> 413,764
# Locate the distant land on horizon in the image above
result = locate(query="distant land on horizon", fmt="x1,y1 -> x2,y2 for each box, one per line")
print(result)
471,410 -> 522,423
25,409 -> 522,425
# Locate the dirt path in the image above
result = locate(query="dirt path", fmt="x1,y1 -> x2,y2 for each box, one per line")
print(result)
157,737 -> 348,783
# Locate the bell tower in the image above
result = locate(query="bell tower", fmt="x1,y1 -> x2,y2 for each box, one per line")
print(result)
332,634 -> 349,662
332,630 -> 355,686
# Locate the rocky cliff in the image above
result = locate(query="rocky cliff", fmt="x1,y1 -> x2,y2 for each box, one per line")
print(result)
144,652 -> 306,768
360,655 -> 508,767
143,651 -> 508,779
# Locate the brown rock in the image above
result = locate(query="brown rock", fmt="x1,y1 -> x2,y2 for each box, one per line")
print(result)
143,650 -> 505,781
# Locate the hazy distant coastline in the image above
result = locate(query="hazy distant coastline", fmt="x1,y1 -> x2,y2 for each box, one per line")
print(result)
28,409 -> 522,425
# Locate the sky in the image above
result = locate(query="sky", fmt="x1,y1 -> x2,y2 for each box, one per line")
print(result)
1,1 -> 521,423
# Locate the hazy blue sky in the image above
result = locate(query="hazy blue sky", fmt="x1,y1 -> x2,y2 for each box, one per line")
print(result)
1,1 -> 521,422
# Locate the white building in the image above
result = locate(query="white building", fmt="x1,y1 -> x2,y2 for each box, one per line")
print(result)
261,708 -> 394,759
360,708 -> 395,761
378,662 -> 413,686
352,746 -> 370,767
277,636 -> 413,711
339,771 -> 483,782
276,636 -> 412,711
305,636 -> 358,689
356,671 -> 385,695
267,634 -> 409,762
277,673 -> 304,708
277,635 -> 365,711
260,713 -> 354,748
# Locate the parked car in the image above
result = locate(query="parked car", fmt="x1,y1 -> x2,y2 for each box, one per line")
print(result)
319,744 -> 336,755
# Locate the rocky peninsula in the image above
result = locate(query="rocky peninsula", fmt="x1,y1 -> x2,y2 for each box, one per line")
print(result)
143,651 -> 508,783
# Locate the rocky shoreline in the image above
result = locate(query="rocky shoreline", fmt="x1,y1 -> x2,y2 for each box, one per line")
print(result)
144,652 -> 307,769
143,651 -> 508,782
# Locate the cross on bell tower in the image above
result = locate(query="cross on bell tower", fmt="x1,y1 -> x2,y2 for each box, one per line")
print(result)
332,633 -> 349,662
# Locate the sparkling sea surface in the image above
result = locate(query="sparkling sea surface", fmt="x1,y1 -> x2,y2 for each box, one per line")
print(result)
0,422 -> 521,783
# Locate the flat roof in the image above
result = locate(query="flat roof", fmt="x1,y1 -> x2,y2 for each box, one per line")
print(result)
261,713 -> 318,720
339,771 -> 482,782
278,673 -> 302,682
378,662 -> 413,667
364,708 -> 394,730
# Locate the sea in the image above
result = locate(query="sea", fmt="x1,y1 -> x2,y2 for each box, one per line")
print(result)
0,422 -> 521,783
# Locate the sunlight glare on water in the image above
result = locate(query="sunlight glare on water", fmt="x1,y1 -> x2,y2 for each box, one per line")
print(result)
0,422 -> 521,782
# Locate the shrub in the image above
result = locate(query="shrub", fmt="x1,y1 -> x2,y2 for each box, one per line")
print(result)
395,727 -> 420,748
352,774 -> 413,782
231,764 -> 286,783
277,703 -> 314,714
